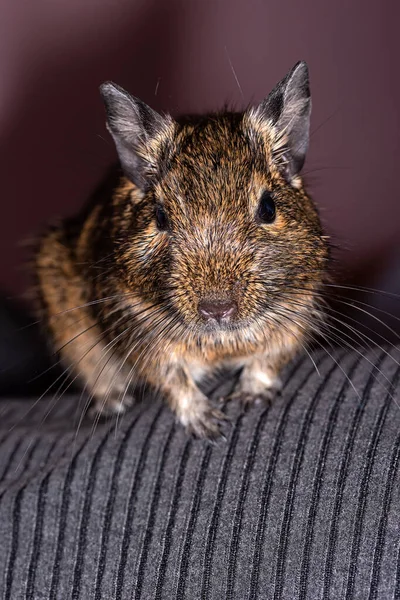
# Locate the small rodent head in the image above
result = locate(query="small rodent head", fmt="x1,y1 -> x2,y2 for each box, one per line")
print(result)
100,62 -> 329,346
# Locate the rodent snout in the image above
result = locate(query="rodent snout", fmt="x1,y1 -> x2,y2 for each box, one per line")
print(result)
198,299 -> 238,324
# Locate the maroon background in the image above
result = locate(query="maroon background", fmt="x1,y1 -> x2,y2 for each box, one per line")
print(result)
1,0 -> 399,301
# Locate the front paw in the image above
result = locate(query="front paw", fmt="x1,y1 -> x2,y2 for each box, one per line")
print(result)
231,373 -> 282,408
179,398 -> 228,440
89,390 -> 135,419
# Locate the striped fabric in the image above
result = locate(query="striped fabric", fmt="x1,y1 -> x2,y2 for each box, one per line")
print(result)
0,348 -> 399,599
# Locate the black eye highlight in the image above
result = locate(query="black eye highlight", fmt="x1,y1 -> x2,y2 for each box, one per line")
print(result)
257,191 -> 276,224
155,204 -> 169,231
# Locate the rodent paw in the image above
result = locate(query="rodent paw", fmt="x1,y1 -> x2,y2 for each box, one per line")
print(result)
231,390 -> 275,409
230,375 -> 282,410
89,392 -> 134,419
183,404 -> 229,441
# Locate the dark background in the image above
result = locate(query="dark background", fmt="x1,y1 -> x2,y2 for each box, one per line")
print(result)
1,0 -> 400,297
0,0 -> 399,391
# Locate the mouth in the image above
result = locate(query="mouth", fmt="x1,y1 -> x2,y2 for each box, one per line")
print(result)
196,316 -> 252,334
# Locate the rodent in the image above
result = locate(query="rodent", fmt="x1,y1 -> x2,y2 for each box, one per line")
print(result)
34,61 -> 329,439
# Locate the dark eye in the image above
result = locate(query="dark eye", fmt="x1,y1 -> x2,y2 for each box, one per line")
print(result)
155,205 -> 169,231
257,191 -> 276,224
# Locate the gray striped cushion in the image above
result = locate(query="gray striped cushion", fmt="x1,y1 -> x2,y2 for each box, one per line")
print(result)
0,348 -> 399,599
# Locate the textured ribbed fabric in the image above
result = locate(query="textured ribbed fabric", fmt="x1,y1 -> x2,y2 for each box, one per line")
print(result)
0,348 -> 400,599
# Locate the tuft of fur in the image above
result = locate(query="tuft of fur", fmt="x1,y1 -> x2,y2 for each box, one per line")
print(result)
35,62 -> 329,438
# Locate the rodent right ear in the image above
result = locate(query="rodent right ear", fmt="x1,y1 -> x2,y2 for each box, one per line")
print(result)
100,82 -> 175,189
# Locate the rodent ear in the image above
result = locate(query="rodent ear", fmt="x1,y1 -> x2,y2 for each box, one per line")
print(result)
100,82 -> 175,188
249,61 -> 311,181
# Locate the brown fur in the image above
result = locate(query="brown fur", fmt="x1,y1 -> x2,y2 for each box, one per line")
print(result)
34,63 -> 329,438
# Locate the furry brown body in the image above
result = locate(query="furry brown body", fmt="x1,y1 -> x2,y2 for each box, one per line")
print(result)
35,62 -> 329,437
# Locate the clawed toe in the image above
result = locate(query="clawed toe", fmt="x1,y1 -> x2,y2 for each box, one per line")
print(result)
228,380 -> 282,410
184,406 -> 229,440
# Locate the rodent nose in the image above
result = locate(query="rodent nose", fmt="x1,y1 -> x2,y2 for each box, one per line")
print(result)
198,299 -> 238,323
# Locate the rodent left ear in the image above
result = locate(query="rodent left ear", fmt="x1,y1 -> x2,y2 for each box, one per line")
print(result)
100,82 -> 175,189
248,61 -> 311,182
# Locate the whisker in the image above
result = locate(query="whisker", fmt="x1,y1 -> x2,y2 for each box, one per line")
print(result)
83,308 -> 170,437
276,290 -> 399,368
224,45 -> 244,100
84,300 -> 181,436
324,282 -> 400,302
272,302 -> 399,405
270,304 -> 361,398
111,313 -> 186,436
57,301 -> 167,436
112,313 -> 184,428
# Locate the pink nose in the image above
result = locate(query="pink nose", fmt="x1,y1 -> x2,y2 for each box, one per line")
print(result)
198,299 -> 238,322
